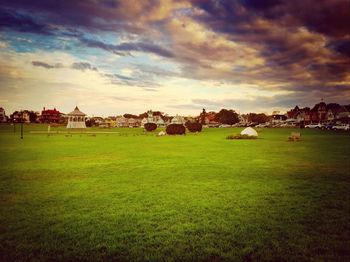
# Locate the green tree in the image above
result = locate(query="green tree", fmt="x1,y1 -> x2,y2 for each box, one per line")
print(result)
215,109 -> 239,125
248,113 -> 269,124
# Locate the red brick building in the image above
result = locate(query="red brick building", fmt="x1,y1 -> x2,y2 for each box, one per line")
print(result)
40,107 -> 61,123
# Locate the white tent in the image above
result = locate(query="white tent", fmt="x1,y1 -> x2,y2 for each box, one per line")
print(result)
240,127 -> 258,137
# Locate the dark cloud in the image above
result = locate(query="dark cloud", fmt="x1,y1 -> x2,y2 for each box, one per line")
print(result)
241,0 -> 282,10
80,38 -> 129,56
81,38 -> 174,58
0,8 -> 53,35
119,42 -> 174,58
328,40 -> 350,58
32,61 -> 98,71
188,0 -> 350,92
293,0 -> 350,37
133,64 -> 180,78
31,61 -> 63,69
0,0 -> 161,35
103,72 -> 160,89
71,62 -> 97,71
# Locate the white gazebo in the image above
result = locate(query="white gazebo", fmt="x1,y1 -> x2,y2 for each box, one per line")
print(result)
66,106 -> 86,129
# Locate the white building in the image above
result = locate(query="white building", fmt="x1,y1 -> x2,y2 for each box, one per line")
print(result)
143,110 -> 166,127
156,117 -> 165,127
141,118 -> 148,127
116,116 -> 128,127
128,118 -> 139,128
22,111 -> 30,123
171,115 -> 185,125
147,110 -> 155,123
66,106 -> 86,129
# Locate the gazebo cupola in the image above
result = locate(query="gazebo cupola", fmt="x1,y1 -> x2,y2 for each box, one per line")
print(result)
66,106 -> 86,129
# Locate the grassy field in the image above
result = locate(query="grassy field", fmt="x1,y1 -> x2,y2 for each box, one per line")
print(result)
0,124 -> 349,261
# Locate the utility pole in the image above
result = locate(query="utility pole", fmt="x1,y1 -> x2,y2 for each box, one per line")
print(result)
21,122 -> 23,139
20,111 -> 23,139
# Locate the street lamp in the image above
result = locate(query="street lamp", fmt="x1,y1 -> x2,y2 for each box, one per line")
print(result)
21,121 -> 23,139
20,112 -> 24,139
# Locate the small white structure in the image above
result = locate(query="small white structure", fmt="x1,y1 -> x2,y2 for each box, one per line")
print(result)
66,106 -> 86,129
158,131 -> 166,136
240,127 -> 258,137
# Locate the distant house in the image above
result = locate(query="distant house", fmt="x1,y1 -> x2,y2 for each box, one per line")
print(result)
10,111 -> 21,122
294,111 -> 306,123
102,118 -> 116,128
128,118 -> 140,128
141,118 -> 148,127
326,103 -> 341,122
41,107 -> 61,123
10,110 -> 30,123
142,110 -> 166,127
22,111 -> 30,123
0,107 -> 7,122
116,116 -> 128,127
271,113 -> 287,124
326,109 -> 336,122
238,114 -> 249,125
156,117 -> 165,127
286,102 -> 350,124
336,106 -> 350,120
88,116 -> 104,126
311,102 -> 327,122
287,106 -> 300,119
171,115 -> 185,125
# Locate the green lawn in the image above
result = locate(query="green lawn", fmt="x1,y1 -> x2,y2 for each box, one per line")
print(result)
0,124 -> 349,261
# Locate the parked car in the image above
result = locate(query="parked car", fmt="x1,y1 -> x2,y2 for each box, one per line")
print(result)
219,124 -> 232,128
305,123 -> 322,128
321,123 -> 334,130
333,124 -> 349,131
255,123 -> 268,128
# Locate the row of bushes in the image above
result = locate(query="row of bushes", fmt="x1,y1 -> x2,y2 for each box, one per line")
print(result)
144,122 -> 203,135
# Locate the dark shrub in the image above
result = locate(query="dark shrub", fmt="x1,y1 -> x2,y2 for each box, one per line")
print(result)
186,122 -> 202,132
144,123 -> 157,132
166,124 -> 186,135
226,134 -> 257,140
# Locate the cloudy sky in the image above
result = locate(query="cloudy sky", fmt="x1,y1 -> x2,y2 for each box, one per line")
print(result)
0,0 -> 349,116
